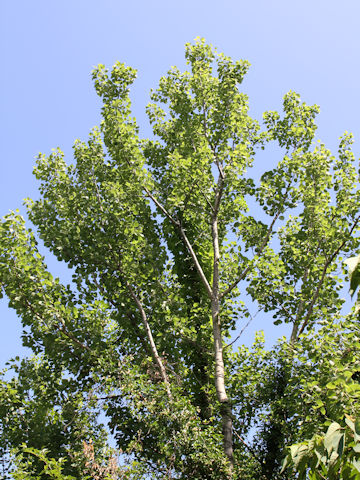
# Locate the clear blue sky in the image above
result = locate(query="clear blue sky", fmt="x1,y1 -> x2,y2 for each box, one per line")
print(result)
1,0 -> 360,369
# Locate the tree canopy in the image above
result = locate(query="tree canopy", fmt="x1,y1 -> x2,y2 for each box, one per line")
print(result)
1,38 -> 360,479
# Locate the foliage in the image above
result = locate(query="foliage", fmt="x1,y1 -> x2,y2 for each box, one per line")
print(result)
9,443 -> 123,480
10,446 -> 77,480
1,38 -> 360,479
281,417 -> 360,479
0,355 -> 109,478
280,263 -> 360,479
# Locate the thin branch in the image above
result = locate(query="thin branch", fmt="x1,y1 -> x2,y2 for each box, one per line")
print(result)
201,101 -> 225,179
123,278 -> 172,400
144,185 -> 212,298
143,185 -> 179,226
12,263 -> 92,354
225,309 -> 260,349
179,224 -> 213,298
266,291 -> 293,320
233,431 -> 269,480
289,227 -> 328,342
290,267 -> 310,344
93,393 -> 123,401
121,149 -> 212,299
201,101 -> 215,153
193,180 -> 215,213
215,155 -> 225,180
298,214 -> 360,337
58,320 -> 92,353
92,274 -> 151,353
76,183 -> 172,397
80,185 -> 172,374
221,210 -> 282,298
213,174 -> 224,218
92,275 -> 119,310
24,294 -> 92,353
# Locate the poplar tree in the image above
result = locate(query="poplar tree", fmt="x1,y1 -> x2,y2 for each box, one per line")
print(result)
1,39 -> 360,479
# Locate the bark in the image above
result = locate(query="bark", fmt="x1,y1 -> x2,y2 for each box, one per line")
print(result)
126,281 -> 172,400
144,186 -> 212,298
212,213 -> 234,468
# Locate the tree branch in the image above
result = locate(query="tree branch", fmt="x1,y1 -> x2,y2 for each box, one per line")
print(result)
233,431 -> 270,480
25,294 -> 92,353
144,185 -> 212,298
297,214 -> 360,338
91,274 -> 152,354
221,210 -> 282,298
290,267 -> 310,344
11,261 -> 92,354
225,309 -> 260,349
123,277 -> 172,400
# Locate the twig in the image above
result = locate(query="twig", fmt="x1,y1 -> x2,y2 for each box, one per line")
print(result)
221,210 -> 282,298
144,185 -> 212,298
233,431 -> 270,480
225,309 -> 260,349
298,214 -> 360,337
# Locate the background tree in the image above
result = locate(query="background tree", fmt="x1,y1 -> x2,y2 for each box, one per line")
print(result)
1,39 -> 359,479
280,266 -> 360,479
0,355 -> 109,479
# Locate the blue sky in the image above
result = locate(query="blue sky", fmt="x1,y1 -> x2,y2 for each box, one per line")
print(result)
1,0 -> 360,369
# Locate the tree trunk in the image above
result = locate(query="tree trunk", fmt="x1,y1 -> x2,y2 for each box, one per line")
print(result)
211,214 -> 234,468
212,296 -> 234,467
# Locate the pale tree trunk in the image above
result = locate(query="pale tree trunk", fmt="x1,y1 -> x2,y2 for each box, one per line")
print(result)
212,212 -> 234,468
212,296 -> 234,466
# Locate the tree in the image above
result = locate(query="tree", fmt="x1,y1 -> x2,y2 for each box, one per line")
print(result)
1,38 -> 360,479
0,355 -> 110,478
280,269 -> 360,479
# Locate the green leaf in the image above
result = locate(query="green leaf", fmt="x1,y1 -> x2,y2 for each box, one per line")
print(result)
355,418 -> 360,442
345,255 -> 360,296
353,457 -> 360,473
324,422 -> 342,455
345,414 -> 355,432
